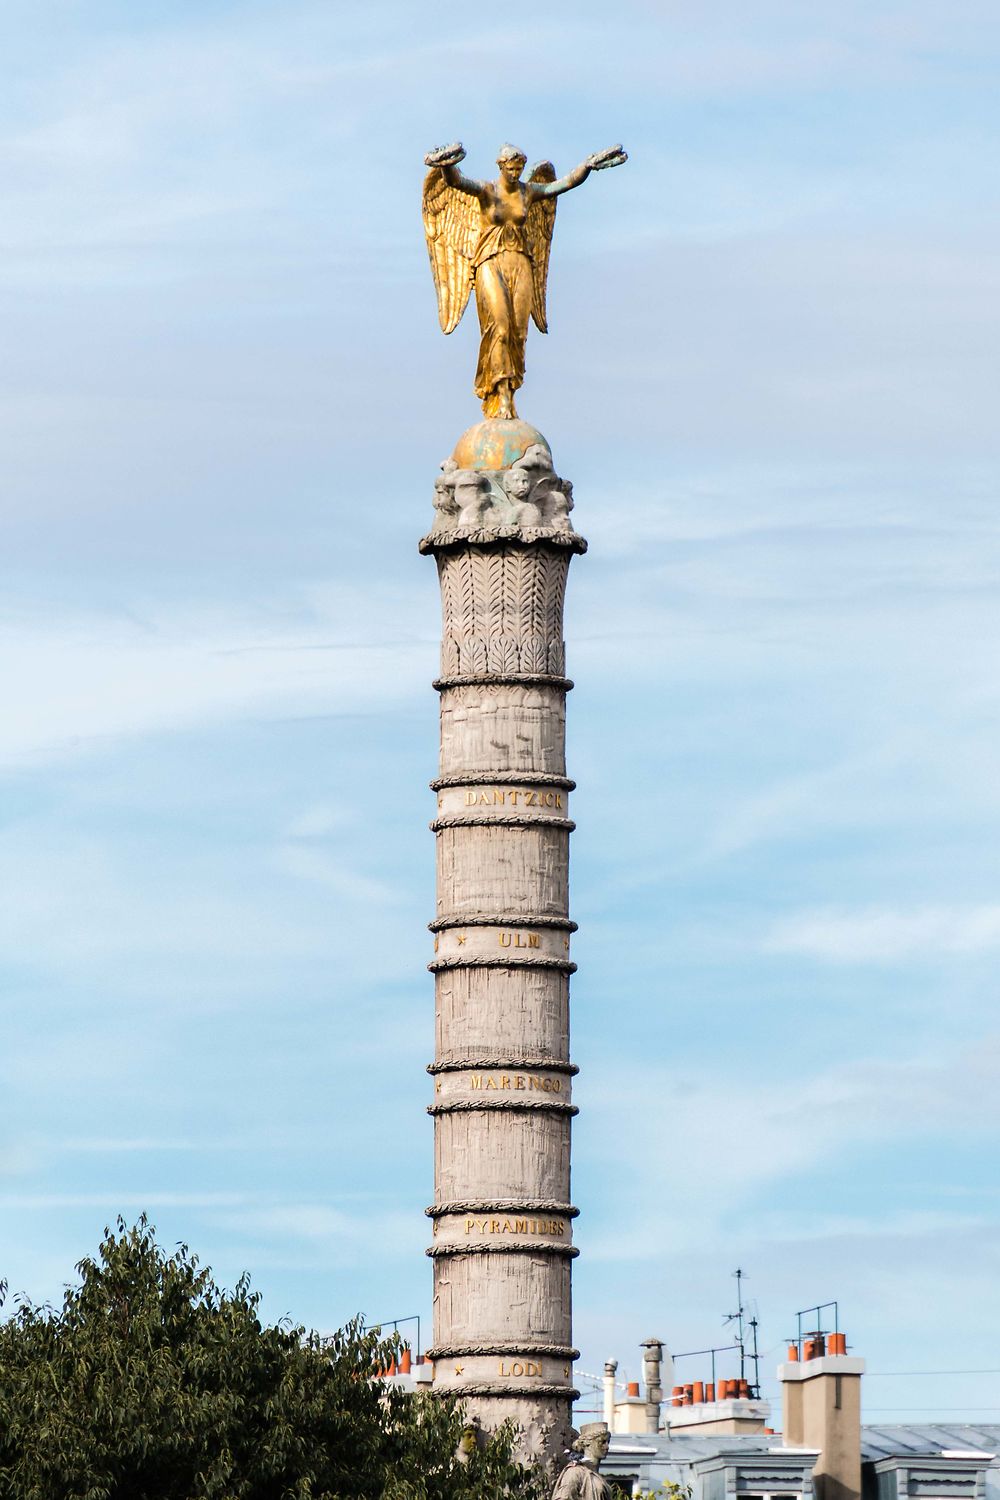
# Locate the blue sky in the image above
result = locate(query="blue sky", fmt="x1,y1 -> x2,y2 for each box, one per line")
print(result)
2,0 -> 1000,1427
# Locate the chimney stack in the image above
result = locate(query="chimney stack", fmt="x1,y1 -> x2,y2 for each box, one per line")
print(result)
780,1331 -> 864,1500
641,1338 -> 665,1435
603,1360 -> 618,1429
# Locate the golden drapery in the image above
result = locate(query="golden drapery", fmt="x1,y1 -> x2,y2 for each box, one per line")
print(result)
472,227 -> 534,416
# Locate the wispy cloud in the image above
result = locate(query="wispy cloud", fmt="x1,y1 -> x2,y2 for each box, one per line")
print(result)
209,1202 -> 425,1269
577,1037 -> 1000,1261
0,1192 -> 253,1210
0,593 -> 429,770
764,904 -> 1000,962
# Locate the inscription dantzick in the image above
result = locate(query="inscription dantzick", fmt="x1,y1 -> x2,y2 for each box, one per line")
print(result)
464,787 -> 564,808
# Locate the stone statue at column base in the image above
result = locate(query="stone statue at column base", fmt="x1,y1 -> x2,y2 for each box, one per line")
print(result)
455,1419 -> 483,1465
551,1422 -> 612,1500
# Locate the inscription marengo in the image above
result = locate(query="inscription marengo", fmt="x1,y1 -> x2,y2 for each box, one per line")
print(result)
470,1073 -> 563,1093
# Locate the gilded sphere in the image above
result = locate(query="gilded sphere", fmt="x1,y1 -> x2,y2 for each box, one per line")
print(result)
451,418 -> 552,472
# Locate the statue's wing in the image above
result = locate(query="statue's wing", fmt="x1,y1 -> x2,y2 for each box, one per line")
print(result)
422,168 -> 480,334
526,161 -> 558,333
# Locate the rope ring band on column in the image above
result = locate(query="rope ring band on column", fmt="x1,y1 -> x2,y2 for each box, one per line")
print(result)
426,1058 -> 578,1076
433,674 -> 574,692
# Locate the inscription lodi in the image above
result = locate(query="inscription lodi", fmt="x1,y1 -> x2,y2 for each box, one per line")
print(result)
466,1216 -> 566,1236
464,788 -> 564,809
498,1359 -> 542,1377
470,1073 -> 563,1093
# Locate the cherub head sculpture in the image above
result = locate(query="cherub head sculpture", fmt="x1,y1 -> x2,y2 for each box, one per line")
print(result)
547,477 -> 574,531
502,463 -> 543,527
432,467 -> 459,520
453,469 -> 492,528
502,466 -> 533,503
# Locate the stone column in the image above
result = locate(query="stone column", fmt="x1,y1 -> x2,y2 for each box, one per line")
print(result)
420,419 -> 586,1466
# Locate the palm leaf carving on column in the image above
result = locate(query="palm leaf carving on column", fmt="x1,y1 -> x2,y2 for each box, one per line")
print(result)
457,551 -> 477,646
503,549 -> 526,638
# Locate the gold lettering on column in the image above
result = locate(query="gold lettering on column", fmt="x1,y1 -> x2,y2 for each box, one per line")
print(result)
498,1360 -> 542,1378
470,1070 -> 562,1092
457,786 -> 565,812
465,1215 -> 568,1237
499,930 -> 541,949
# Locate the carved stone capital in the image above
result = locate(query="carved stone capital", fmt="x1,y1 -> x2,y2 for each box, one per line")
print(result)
421,446 -> 587,555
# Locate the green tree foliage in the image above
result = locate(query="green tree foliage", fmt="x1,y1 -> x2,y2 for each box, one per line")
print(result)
0,1218 -> 544,1500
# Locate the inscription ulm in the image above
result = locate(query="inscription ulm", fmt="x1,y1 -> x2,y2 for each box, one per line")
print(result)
498,930 -> 540,949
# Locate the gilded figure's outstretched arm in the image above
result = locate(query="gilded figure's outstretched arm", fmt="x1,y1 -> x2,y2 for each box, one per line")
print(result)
530,144 -> 627,199
424,142 -> 488,202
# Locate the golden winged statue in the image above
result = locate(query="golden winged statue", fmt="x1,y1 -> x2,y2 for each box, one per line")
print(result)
422,141 -> 627,419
